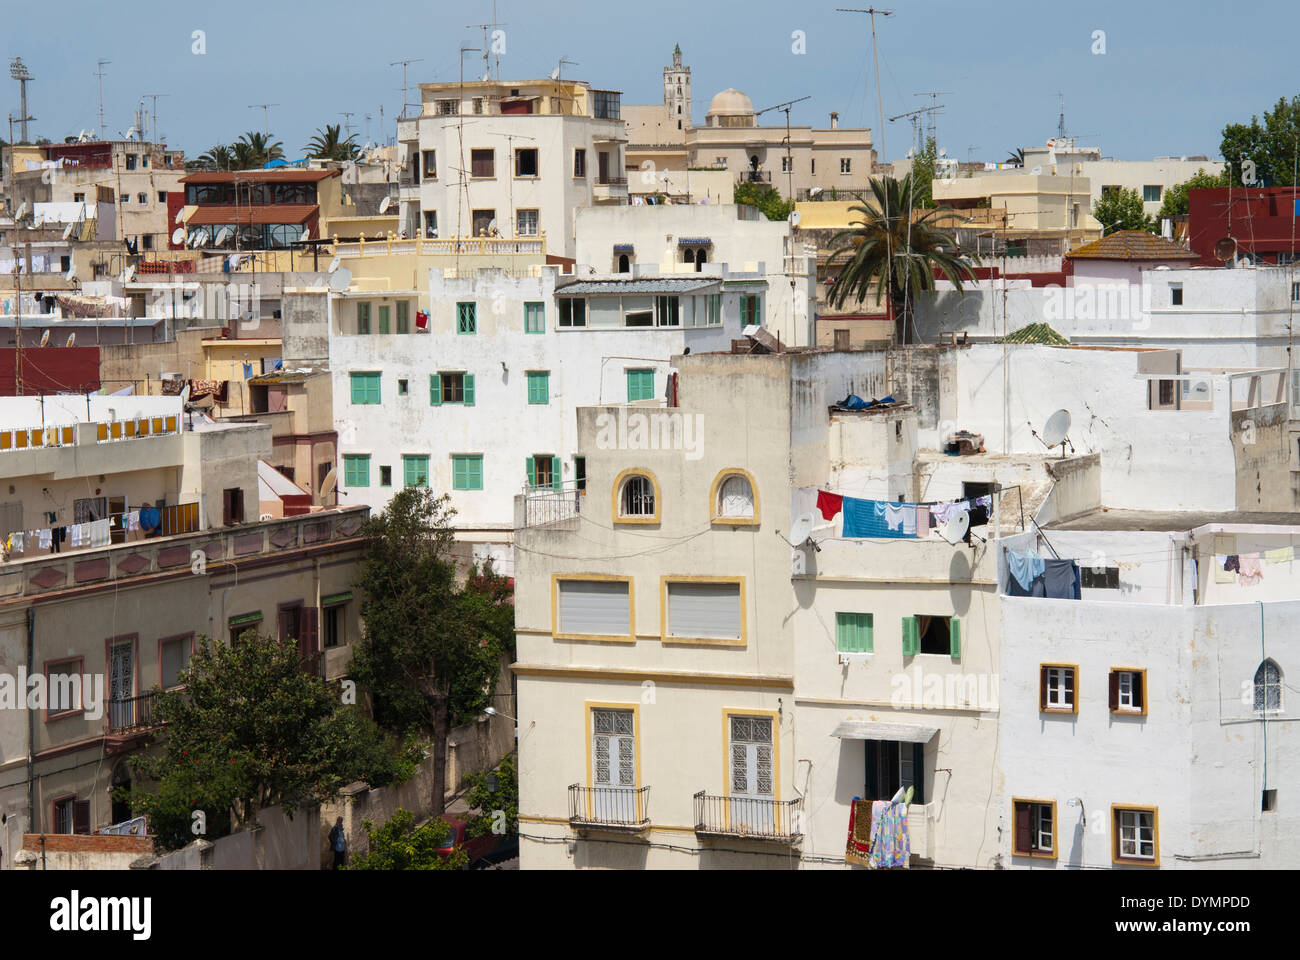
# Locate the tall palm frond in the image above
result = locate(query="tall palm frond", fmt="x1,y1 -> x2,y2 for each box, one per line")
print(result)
305,124 -> 360,161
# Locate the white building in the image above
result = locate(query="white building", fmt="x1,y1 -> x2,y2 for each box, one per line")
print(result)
997,513 -> 1300,869
1017,144 -> 1225,217
396,77 -> 628,258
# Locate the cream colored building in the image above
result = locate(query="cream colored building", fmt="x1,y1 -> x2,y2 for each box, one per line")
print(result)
1017,144 -> 1224,217
932,172 -> 1102,255
513,346 -> 1004,868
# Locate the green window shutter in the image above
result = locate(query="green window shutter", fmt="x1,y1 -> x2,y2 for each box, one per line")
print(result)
949,617 -> 961,658
551,456 -> 562,491
837,613 -> 873,653
525,301 -> 545,334
627,368 -> 653,402
452,456 -> 466,489
527,371 -> 549,404
463,373 -> 475,406
902,617 -> 918,656
343,455 -> 369,487
351,372 -> 379,405
470,455 -> 482,489
379,305 -> 390,334
526,456 -> 536,489
397,301 -> 410,333
357,302 -> 370,334
430,374 -> 442,405
350,373 -> 364,404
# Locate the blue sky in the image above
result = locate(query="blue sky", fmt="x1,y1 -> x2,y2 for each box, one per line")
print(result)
3,0 -> 1295,164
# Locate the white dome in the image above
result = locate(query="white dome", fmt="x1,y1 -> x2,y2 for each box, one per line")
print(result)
706,88 -> 754,117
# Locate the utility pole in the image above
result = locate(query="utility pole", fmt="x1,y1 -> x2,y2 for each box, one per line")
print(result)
96,60 -> 111,141
340,111 -> 355,137
8,59 -> 34,143
248,103 -> 278,135
390,58 -> 424,120
755,96 -> 811,203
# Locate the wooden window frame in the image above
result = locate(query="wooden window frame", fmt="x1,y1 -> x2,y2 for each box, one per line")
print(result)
158,632 -> 197,691
1011,797 -> 1058,860
43,656 -> 86,722
659,575 -> 747,648
1109,667 -> 1148,716
1111,805 -> 1160,866
552,575 -> 636,644
1039,663 -> 1079,715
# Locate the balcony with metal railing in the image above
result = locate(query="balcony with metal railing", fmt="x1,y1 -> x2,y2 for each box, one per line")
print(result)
516,480 -> 584,529
568,784 -> 650,832
105,692 -> 160,748
693,792 -> 804,843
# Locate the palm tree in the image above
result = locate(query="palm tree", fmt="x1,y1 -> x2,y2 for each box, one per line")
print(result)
1004,147 -> 1024,167
305,124 -> 360,162
232,130 -> 285,170
197,144 -> 235,171
825,175 -> 978,345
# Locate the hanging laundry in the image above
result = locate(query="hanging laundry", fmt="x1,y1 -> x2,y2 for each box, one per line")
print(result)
915,505 -> 930,536
842,498 -> 913,539
1043,559 -> 1081,600
416,310 -> 430,330
89,518 -> 112,548
884,502 -> 908,532
127,510 -> 140,532
1214,556 -> 1237,584
967,505 -> 990,529
242,362 -> 254,379
1008,550 -> 1046,591
975,495 -> 993,509
816,490 -> 844,521
1238,554 -> 1263,587
39,528 -> 52,550
1264,547 -> 1293,565
10,531 -> 23,554
930,500 -> 970,524
868,800 -> 910,868
845,799 -> 874,868
1223,555 -> 1240,573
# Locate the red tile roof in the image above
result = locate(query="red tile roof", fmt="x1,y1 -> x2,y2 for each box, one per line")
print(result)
1066,230 -> 1198,261
181,169 -> 339,184
187,204 -> 317,226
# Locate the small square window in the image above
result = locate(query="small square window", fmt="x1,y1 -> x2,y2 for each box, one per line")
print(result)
398,379 -> 408,395
452,454 -> 483,490
1012,800 -> 1056,858
1170,284 -> 1183,306
1263,789 -> 1277,812
1142,185 -> 1162,203
1109,668 -> 1146,715
380,465 -> 392,487
1113,807 -> 1158,864
402,455 -> 430,488
1040,664 -> 1077,713
515,148 -> 539,178
836,612 -> 873,653
526,371 -> 550,404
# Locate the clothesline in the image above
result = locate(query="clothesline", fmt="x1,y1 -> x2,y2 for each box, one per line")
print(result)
818,490 -> 994,541
2,510 -> 144,561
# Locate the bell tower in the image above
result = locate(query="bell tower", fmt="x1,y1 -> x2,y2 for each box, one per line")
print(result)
662,43 -> 692,131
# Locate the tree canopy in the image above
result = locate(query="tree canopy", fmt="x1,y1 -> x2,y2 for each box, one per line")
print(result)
1220,95 -> 1300,188
305,124 -> 360,162
733,180 -> 793,222
1093,186 -> 1155,235
1157,168 -> 1230,219
346,809 -> 467,870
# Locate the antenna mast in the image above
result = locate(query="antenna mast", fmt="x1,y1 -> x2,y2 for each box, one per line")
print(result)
755,96 -> 811,203
143,93 -> 169,144
391,58 -> 424,120
8,59 -> 34,143
248,103 -> 279,135
96,60 -> 111,141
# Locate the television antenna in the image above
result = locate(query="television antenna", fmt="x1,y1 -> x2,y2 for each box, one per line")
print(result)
340,111 -> 355,136
913,90 -> 952,151
143,92 -> 169,143
888,105 -> 943,157
248,103 -> 279,135
755,95 -> 811,203
95,60 -> 111,140
1030,408 -> 1075,460
551,57 -> 578,82
390,58 -> 424,120
467,6 -> 508,83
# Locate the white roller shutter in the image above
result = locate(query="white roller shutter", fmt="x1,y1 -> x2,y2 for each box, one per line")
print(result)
667,581 -> 741,639
559,579 -> 630,636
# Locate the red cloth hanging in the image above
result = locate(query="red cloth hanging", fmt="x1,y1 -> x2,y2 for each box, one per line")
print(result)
817,490 -> 844,521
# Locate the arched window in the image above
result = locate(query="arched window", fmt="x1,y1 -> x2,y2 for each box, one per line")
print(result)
618,254 -> 630,273
1255,659 -> 1282,714
711,470 -> 759,525
695,248 -> 707,272
616,472 -> 658,522
683,248 -> 695,265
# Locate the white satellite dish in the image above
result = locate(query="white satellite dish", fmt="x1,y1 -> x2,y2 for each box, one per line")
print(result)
196,233 -> 210,248
300,227 -> 311,242
62,222 -> 75,240
378,195 -> 391,214
125,126 -> 137,140
65,264 -> 76,282
939,510 -> 970,545
320,467 -> 338,497
214,226 -> 233,245
1042,408 -> 1071,448
482,71 -> 490,82
327,255 -> 341,273
228,254 -> 242,270
124,265 -> 136,283
77,129 -> 86,140
14,202 -> 29,221
789,512 -> 816,547
789,210 -> 802,228
65,333 -> 76,348
550,67 -> 560,80
327,267 -> 353,292
171,227 -> 185,245
487,218 -> 498,236
39,330 -> 50,347
174,207 -> 185,225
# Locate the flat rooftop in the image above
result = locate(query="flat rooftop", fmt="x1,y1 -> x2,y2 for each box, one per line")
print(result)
1048,508 -> 1300,532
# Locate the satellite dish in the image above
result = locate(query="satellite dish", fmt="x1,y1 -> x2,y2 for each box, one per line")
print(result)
482,71 -> 490,82
939,510 -> 970,545
1029,165 -> 1043,176
196,233 -> 210,248
179,383 -> 191,405
228,254 -> 242,270
379,195 -> 391,214
125,126 -> 137,139
550,67 -> 560,80
789,210 -> 802,228
63,222 -> 75,240
15,202 -> 29,221
174,207 -> 186,225
124,265 -> 136,283
321,467 -> 338,497
77,129 -> 86,140
1213,237 -> 1237,262
171,227 -> 185,245
328,267 -> 353,292
214,226 -> 233,245
65,333 -> 76,348
1042,409 -> 1071,448
789,512 -> 816,547
487,218 -> 498,235
39,330 -> 50,347
65,264 -> 77,282
328,255 -> 341,273
300,227 -> 311,242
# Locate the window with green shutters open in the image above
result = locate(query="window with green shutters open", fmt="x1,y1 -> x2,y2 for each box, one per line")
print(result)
396,301 -> 410,334
706,294 -> 722,326
457,302 -> 477,334
526,371 -> 549,404
357,302 -> 371,335
901,616 -> 959,656
430,372 -> 475,405
626,368 -> 655,402
378,305 -> 391,334
1013,800 -> 1056,858
452,454 -> 483,490
740,294 -> 763,326
836,612 -> 873,653
343,454 -> 370,487
526,455 -> 562,491
524,301 -> 545,334
402,455 -> 430,488
349,372 -> 381,405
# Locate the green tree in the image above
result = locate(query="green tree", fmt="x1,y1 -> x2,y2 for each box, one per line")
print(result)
462,754 -> 518,840
124,634 -> 410,850
1220,95 -> 1300,188
909,136 -> 938,209
196,144 -> 235,171
305,124 -> 360,162
1093,186 -> 1155,235
1004,147 -> 1025,167
346,809 -> 467,870
1157,168 -> 1230,219
825,174 -> 977,344
232,131 -> 285,170
349,489 -> 515,819
733,180 -> 793,222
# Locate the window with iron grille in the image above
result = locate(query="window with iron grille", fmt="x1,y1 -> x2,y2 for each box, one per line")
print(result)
457,302 -> 477,334
437,99 -> 459,116
517,209 -> 539,236
619,474 -> 655,518
1255,659 -> 1282,713
729,715 -> 773,797
592,708 -> 635,786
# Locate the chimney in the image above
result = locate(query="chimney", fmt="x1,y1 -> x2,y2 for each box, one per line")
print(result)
830,111 -> 839,130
